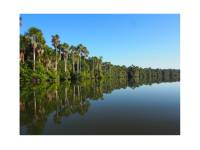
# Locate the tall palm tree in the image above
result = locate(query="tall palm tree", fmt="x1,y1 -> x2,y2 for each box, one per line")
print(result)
29,34 -> 37,71
43,47 -> 53,71
69,45 -> 76,74
36,43 -> 44,63
74,47 -> 80,73
77,44 -> 84,72
98,56 -> 103,75
78,44 -> 89,72
57,44 -> 62,61
20,35 -> 26,63
70,45 -> 80,74
61,43 -> 69,72
83,46 -> 89,59
51,34 -> 60,71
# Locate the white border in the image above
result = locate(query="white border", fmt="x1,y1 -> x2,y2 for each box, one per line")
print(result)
1,0 -> 200,150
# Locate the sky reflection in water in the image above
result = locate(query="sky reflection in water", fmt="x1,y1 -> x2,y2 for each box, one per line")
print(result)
20,80 -> 180,135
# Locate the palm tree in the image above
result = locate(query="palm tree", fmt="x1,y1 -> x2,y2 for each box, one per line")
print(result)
43,47 -> 53,71
57,44 -> 62,61
20,35 -> 26,63
51,34 -> 60,71
98,56 -> 103,77
70,45 -> 80,74
78,44 -> 89,72
77,44 -> 84,72
61,43 -> 69,72
69,45 -> 76,74
91,57 -> 98,78
36,43 -> 44,63
29,34 -> 37,71
74,46 -> 80,74
24,27 -> 46,72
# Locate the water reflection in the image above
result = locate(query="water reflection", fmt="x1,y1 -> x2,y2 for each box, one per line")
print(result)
20,78 -> 179,135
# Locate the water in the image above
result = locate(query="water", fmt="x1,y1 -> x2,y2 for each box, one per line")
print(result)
20,79 -> 180,135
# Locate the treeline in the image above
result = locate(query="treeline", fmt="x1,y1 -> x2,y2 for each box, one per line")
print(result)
20,27 -> 180,83
127,66 -> 180,83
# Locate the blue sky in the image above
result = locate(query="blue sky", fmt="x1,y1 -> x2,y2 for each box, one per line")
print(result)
20,14 -> 180,69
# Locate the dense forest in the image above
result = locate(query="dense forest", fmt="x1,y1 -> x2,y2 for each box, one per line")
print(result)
20,22 -> 180,83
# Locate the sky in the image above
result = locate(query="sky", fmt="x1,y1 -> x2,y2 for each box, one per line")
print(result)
20,14 -> 180,69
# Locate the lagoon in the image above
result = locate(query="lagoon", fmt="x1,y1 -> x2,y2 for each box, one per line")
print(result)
20,80 -> 180,135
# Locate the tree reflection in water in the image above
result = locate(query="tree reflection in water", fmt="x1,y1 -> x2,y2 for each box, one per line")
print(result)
20,77 -> 179,135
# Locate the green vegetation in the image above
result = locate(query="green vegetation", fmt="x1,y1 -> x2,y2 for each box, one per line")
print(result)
20,17 -> 179,83
20,27 -> 180,83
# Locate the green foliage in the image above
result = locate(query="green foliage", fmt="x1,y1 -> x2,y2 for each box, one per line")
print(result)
46,70 -> 57,81
31,62 -> 48,82
20,26 -> 180,84
20,63 -> 32,82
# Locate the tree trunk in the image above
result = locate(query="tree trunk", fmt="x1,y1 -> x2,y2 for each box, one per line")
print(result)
34,90 -> 37,119
55,88 -> 59,118
20,51 -> 24,63
60,51 -> 61,61
65,87 -> 69,106
93,59 -> 94,77
78,85 -> 80,101
73,85 -> 75,102
33,47 -> 36,71
78,58 -> 79,73
80,56 -> 81,72
45,59 -> 49,71
83,57 -> 85,71
65,54 -> 68,73
55,50 -> 57,72
55,58 -> 57,71
72,54 -> 74,74
64,58 -> 66,72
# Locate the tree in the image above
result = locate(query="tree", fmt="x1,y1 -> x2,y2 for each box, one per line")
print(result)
28,34 -> 37,71
36,43 -> 44,63
82,46 -> 89,71
20,35 -> 26,63
25,27 -> 46,71
51,34 -> 60,72
76,44 -> 89,73
61,43 -> 69,72
69,45 -> 77,74
20,26 -> 180,83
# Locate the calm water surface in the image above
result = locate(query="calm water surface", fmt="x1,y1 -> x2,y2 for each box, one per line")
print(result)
20,80 -> 180,135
